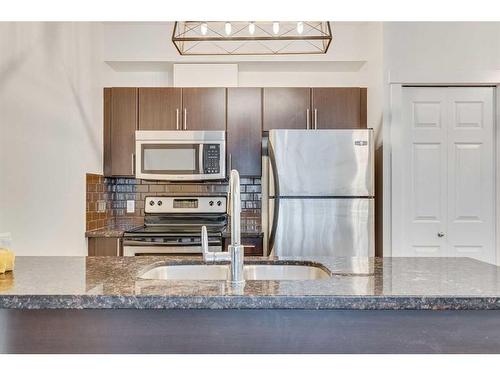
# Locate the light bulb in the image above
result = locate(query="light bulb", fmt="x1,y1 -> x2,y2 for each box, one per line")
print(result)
225,22 -> 232,35
297,21 -> 304,34
272,22 -> 280,35
200,23 -> 208,35
248,22 -> 255,35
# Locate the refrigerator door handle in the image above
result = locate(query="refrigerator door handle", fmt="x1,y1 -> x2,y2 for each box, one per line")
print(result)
267,141 -> 281,253
268,198 -> 280,255
268,140 -> 280,198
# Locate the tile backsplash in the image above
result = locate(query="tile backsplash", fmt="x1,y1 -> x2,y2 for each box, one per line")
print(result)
86,174 -> 261,231
86,174 -> 114,231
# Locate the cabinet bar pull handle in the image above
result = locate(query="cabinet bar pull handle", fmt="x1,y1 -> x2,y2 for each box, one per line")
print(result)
131,153 -> 135,175
183,108 -> 187,130
314,109 -> 318,129
176,108 -> 180,130
306,109 -> 310,129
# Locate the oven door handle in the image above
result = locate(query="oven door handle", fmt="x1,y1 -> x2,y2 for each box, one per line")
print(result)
123,240 -> 220,246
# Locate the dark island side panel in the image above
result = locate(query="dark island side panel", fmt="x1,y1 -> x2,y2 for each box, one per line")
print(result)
3,309 -> 500,354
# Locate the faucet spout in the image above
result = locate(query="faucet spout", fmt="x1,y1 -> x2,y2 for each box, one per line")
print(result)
229,169 -> 241,245
200,169 -> 245,285
228,169 -> 245,285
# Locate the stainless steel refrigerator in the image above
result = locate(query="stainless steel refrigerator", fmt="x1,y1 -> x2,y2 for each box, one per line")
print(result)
262,129 -> 375,257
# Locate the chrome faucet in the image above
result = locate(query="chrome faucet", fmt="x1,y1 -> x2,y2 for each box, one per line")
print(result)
202,169 -> 245,285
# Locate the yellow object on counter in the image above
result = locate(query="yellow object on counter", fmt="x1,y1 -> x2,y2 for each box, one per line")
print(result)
0,249 -> 15,273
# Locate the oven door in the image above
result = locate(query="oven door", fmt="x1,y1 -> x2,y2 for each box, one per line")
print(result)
122,236 -> 223,256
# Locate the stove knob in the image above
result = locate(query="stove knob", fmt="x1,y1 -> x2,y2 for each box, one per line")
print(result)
209,200 -> 214,206
217,200 -> 222,206
149,200 -> 155,206
157,200 -> 163,206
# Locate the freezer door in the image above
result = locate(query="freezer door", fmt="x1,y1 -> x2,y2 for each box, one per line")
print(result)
269,198 -> 374,257
269,129 -> 374,197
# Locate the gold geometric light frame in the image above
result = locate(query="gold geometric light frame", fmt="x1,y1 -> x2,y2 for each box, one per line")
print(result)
172,21 -> 332,56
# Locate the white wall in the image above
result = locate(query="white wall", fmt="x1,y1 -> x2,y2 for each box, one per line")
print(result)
0,22 -> 103,255
384,22 -> 500,80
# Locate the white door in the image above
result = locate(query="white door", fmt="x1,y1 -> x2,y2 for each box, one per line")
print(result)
393,87 -> 495,263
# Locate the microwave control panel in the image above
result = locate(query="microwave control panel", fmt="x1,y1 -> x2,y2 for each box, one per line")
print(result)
203,144 -> 221,174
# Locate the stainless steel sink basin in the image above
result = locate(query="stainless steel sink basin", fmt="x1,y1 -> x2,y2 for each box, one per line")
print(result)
140,264 -> 330,281
141,265 -> 228,281
243,264 -> 330,280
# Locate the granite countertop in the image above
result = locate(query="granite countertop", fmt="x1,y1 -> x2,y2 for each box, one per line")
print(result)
85,218 -> 144,238
2,256 -> 500,310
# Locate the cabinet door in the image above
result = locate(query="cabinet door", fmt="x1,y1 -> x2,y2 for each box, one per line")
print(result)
263,88 -> 311,130
88,238 -> 121,256
182,88 -> 226,130
103,88 -> 112,176
227,88 -> 262,176
138,88 -> 182,130
109,88 -> 138,176
312,88 -> 367,129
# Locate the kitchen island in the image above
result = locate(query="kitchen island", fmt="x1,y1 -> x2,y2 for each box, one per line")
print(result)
2,256 -> 500,353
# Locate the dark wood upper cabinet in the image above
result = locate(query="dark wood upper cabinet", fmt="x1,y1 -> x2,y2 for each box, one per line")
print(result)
138,88 -> 182,130
105,87 -> 138,177
263,88 -> 311,130
312,88 -> 367,129
227,88 -> 262,176
103,88 -> 112,177
182,88 -> 226,130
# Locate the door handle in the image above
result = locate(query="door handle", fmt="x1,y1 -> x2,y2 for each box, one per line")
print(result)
314,108 -> 318,129
183,108 -> 187,130
176,108 -> 180,130
437,232 -> 445,238
306,109 -> 310,129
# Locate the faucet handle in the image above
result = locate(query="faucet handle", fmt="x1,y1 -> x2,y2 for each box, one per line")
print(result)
202,225 -> 230,263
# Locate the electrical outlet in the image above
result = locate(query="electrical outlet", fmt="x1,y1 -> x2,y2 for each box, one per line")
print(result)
126,200 -> 135,213
97,200 -> 106,213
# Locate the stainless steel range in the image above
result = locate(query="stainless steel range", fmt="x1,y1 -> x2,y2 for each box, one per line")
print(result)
123,196 -> 227,256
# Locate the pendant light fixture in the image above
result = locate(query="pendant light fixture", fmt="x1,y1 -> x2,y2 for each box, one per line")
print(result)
172,21 -> 332,55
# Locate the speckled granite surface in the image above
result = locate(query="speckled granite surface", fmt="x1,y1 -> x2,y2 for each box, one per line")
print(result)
85,219 -> 144,238
2,256 -> 500,310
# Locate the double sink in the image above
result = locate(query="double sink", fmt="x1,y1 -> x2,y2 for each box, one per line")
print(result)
140,263 -> 331,281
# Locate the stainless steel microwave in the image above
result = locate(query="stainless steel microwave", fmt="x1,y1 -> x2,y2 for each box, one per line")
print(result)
135,131 -> 225,181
